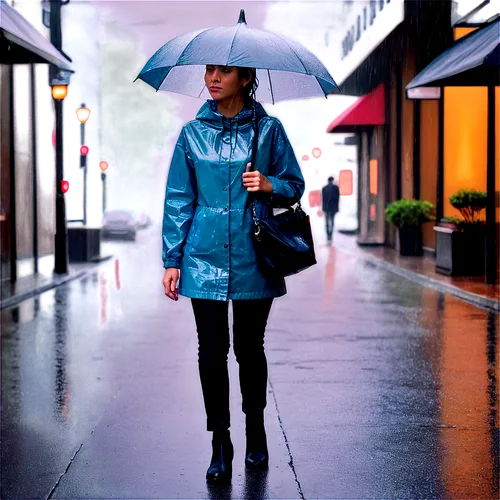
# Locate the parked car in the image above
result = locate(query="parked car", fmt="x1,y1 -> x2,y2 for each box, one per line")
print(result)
102,210 -> 137,241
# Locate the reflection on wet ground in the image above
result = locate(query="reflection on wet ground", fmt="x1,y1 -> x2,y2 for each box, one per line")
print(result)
1,233 -> 498,499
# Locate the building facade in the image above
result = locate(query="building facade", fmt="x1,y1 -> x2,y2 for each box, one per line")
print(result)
1,0 -> 102,291
1,0 -> 57,286
327,0 -> 499,266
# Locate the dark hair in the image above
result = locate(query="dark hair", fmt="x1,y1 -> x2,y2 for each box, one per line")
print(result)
328,176 -> 334,182
237,67 -> 258,100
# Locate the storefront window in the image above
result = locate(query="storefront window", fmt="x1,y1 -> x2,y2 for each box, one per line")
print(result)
13,64 -> 35,277
35,65 -> 55,256
358,127 -> 385,245
0,66 -> 12,283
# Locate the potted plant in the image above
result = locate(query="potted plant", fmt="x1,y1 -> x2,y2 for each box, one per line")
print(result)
434,189 -> 487,276
385,199 -> 434,256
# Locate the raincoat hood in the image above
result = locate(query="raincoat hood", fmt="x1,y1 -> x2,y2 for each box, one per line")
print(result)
196,99 -> 268,128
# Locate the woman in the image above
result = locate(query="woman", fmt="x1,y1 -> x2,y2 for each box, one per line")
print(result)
162,64 -> 304,483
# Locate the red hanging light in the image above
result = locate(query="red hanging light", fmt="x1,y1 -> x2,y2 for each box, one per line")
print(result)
80,145 -> 89,156
302,155 -> 309,161
61,180 -> 69,194
312,147 -> 322,159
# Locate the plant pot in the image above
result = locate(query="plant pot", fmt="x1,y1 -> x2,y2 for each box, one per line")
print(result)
398,225 -> 423,256
438,221 -> 459,231
434,225 -> 486,276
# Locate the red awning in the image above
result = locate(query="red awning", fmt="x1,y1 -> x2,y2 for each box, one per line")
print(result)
327,84 -> 385,133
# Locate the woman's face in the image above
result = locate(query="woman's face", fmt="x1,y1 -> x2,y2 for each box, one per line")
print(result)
205,65 -> 249,101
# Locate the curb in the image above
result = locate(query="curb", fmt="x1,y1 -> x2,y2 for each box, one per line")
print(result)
0,255 -> 113,311
338,246 -> 500,313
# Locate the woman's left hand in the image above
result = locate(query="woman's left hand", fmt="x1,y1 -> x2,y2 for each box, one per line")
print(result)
242,163 -> 273,193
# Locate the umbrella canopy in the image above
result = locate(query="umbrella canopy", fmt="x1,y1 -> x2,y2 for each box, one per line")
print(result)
0,0 -> 72,68
407,18 -> 499,88
136,10 -> 337,103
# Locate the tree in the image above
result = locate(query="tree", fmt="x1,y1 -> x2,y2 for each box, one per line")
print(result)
101,28 -> 177,197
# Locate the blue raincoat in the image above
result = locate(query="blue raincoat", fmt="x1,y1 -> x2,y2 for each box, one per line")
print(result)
162,100 -> 305,301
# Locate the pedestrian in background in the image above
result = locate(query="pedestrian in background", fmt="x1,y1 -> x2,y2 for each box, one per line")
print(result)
322,176 -> 340,243
162,64 -> 304,484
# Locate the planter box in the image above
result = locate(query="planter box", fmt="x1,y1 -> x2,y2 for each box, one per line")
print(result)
398,225 -> 423,256
68,227 -> 102,263
434,226 -> 485,276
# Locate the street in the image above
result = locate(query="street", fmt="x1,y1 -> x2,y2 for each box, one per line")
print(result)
1,226 -> 498,500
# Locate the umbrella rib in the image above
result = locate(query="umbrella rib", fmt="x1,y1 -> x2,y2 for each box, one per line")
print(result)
174,27 -> 213,67
273,33 -> 309,76
155,66 -> 174,95
315,75 -> 337,96
226,23 -> 242,66
267,69 -> 275,104
154,27 -> 213,93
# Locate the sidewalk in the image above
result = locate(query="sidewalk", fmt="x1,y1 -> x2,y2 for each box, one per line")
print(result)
335,231 -> 500,313
0,230 -> 155,310
0,253 -> 112,311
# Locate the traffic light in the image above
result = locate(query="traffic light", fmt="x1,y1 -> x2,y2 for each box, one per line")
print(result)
80,145 -> 89,168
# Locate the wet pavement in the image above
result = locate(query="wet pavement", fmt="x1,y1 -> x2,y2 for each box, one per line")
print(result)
1,226 -> 498,499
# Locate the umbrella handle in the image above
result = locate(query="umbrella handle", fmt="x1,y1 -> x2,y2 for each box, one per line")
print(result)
250,94 -> 258,173
249,93 -> 259,217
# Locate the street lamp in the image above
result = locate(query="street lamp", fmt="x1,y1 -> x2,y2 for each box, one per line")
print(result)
51,66 -> 71,101
50,66 -> 72,275
100,161 -> 108,214
76,105 -> 90,124
99,161 -> 108,171
52,84 -> 68,100
76,103 -> 91,225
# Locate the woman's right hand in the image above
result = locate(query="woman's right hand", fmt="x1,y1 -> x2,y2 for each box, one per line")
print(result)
163,268 -> 180,301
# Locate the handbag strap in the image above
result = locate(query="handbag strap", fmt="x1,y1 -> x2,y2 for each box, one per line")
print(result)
249,99 -> 301,226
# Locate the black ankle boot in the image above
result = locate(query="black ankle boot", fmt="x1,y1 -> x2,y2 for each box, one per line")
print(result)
206,430 -> 234,484
245,418 -> 269,469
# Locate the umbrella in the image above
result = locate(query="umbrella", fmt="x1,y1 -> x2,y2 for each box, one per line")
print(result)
135,10 -> 337,103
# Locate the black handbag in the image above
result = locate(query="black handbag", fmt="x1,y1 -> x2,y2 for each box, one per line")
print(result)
249,103 -> 317,278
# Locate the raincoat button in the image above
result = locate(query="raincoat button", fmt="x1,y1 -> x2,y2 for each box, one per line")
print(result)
224,207 -> 228,211
224,244 -> 228,248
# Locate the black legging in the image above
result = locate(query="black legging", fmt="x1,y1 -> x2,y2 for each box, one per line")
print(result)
191,298 -> 274,431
